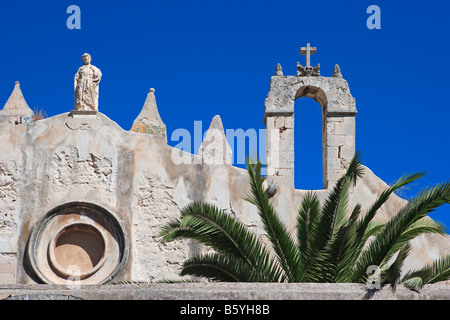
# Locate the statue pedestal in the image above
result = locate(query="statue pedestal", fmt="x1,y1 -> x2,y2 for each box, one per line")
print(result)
66,110 -> 99,131
69,110 -> 98,116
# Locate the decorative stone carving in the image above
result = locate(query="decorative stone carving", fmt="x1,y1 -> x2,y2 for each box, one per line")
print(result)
0,161 -> 19,235
297,63 -> 320,77
27,202 -> 128,285
74,53 -> 102,112
66,112 -> 100,131
50,147 -> 114,193
297,43 -> 320,76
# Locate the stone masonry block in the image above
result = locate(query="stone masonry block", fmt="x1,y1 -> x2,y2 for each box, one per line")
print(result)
274,115 -> 295,129
283,116 -> 294,129
265,116 -> 275,129
345,135 -> 355,147
326,122 -> 335,131
327,146 -> 339,158
280,127 -> 294,142
327,134 -> 346,147
327,116 -> 344,123
267,135 -> 294,153
334,121 -> 355,135
343,116 -> 355,125
274,117 -> 285,128
327,168 -> 346,182
339,146 -> 355,161
266,150 -> 280,168
279,137 -> 295,151
270,168 -> 294,188
278,151 -> 295,169
0,254 -> 17,284
327,157 -> 343,170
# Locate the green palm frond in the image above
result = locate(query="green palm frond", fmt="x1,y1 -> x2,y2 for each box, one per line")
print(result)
383,243 -> 412,293
297,191 -> 320,267
316,178 -> 353,282
401,276 -> 424,292
158,151 -> 450,291
355,172 -> 425,245
353,181 -> 450,282
159,201 -> 282,282
304,153 -> 363,282
360,220 -> 384,244
344,151 -> 365,185
313,153 -> 363,254
401,254 -> 450,291
330,205 -> 364,283
157,279 -> 201,283
245,158 -> 303,282
180,253 -> 263,282
386,217 -> 446,261
426,254 -> 450,284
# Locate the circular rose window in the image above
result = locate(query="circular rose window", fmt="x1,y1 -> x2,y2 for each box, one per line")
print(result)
48,223 -> 107,280
27,202 -> 128,285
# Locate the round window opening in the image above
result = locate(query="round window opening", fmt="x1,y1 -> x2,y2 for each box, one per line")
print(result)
27,202 -> 128,285
48,223 -> 107,280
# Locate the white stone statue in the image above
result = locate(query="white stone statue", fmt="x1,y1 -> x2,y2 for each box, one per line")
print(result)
74,53 -> 102,112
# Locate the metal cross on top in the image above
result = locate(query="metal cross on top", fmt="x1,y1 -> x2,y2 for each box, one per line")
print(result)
297,42 -> 320,77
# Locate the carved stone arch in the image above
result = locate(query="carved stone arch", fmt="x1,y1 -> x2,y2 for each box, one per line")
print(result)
294,85 -> 328,189
264,75 -> 357,189
294,85 -> 328,108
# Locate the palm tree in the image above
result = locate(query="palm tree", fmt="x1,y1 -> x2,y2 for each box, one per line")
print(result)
159,152 -> 450,291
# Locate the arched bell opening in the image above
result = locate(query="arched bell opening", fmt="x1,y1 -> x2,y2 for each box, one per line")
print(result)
294,86 -> 328,190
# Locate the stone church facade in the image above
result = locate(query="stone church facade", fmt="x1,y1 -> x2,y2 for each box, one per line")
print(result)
0,47 -> 448,285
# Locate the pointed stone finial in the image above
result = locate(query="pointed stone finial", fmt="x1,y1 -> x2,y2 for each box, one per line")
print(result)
274,63 -> 283,76
0,81 -> 34,124
333,64 -> 343,78
1,82 -> 33,115
199,115 -> 232,165
131,88 -> 167,140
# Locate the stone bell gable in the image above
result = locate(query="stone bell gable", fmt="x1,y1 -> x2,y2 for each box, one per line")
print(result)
265,74 -> 357,189
265,43 -> 356,190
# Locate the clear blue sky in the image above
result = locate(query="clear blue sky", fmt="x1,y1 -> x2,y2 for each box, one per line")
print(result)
0,1 -> 449,230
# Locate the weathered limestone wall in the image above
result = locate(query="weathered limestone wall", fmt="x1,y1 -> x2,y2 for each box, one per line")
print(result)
325,114 -> 356,184
0,111 -> 263,284
0,110 -> 448,285
0,124 -> 25,284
